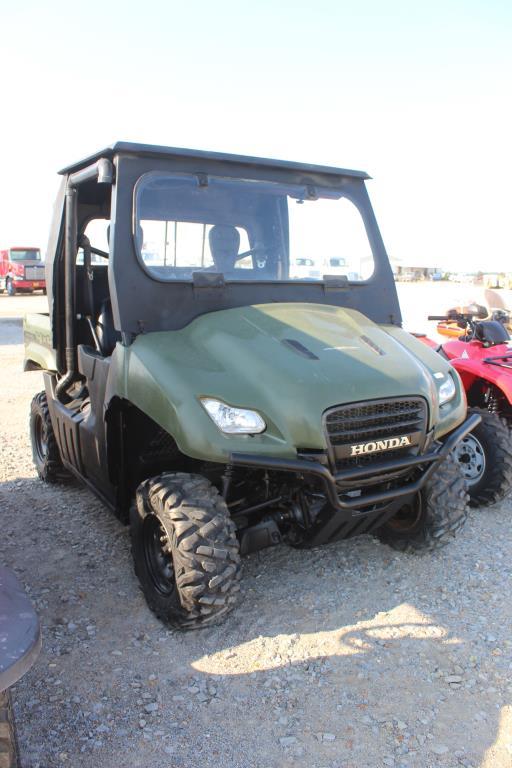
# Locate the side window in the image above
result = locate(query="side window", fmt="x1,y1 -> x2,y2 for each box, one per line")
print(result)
139,220 -> 251,273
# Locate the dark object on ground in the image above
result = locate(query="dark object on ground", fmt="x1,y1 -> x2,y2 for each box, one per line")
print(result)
0,568 -> 41,768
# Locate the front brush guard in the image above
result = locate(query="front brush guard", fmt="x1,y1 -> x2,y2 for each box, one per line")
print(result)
230,412 -> 481,515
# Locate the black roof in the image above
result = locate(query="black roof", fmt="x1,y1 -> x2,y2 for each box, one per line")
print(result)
59,141 -> 370,180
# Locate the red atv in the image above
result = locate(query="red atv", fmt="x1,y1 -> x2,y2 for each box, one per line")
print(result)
418,309 -> 512,507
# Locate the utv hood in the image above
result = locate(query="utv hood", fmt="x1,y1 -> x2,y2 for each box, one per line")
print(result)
119,303 -> 461,461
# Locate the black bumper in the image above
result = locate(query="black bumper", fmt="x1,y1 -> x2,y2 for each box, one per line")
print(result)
230,412 -> 481,514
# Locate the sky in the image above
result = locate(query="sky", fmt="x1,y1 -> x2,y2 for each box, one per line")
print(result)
1,0 -> 511,271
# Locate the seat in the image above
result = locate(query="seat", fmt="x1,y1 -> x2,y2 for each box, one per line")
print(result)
95,298 -> 121,356
474,320 -> 510,347
209,225 -> 240,274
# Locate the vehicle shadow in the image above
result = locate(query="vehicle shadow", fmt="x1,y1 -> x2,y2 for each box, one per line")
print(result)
2,474 -> 511,767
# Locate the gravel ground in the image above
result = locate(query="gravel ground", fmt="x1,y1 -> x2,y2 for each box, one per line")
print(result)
1,291 -> 512,768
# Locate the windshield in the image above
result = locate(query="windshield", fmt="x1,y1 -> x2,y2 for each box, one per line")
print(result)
135,174 -> 374,282
10,249 -> 41,262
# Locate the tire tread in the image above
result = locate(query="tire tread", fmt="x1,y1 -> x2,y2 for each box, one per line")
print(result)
132,472 -> 241,630
378,453 -> 469,554
30,391 -> 66,483
464,407 -> 512,506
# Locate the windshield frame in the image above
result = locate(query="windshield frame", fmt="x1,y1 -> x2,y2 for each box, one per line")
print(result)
102,151 -> 401,334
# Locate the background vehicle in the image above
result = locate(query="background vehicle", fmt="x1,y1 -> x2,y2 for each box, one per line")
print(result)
0,567 -> 41,768
396,271 -> 415,282
436,304 -> 512,338
0,247 -> 46,295
481,273 -> 512,289
418,310 -> 512,505
290,257 -> 321,279
24,142 -> 479,629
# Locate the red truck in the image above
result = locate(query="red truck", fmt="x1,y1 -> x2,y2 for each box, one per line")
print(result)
0,247 -> 46,296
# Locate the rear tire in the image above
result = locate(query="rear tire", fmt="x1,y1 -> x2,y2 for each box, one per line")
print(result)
29,391 -> 66,482
453,407 -> 512,506
131,472 -> 241,630
377,453 -> 469,553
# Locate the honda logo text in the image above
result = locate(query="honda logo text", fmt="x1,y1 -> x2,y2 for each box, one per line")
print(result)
350,435 -> 412,456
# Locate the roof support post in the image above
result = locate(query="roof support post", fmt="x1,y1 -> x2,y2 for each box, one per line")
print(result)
55,159 -> 114,402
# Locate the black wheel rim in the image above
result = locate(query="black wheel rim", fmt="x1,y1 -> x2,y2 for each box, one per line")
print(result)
142,515 -> 175,596
387,494 -> 423,533
34,414 -> 48,463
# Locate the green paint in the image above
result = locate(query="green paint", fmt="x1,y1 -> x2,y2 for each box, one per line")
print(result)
23,313 -> 57,372
108,303 -> 466,463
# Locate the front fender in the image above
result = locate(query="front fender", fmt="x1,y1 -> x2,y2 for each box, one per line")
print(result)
107,344 -> 294,464
452,358 -> 512,405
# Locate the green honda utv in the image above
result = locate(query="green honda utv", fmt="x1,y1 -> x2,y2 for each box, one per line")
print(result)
24,142 -> 479,629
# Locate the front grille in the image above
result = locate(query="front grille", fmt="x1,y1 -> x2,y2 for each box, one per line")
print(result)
24,265 -> 45,281
325,397 -> 428,470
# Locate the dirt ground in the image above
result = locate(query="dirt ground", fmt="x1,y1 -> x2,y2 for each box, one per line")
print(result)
1,288 -> 512,768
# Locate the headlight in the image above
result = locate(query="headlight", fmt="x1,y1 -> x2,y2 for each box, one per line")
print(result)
200,398 -> 266,434
437,374 -> 456,405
